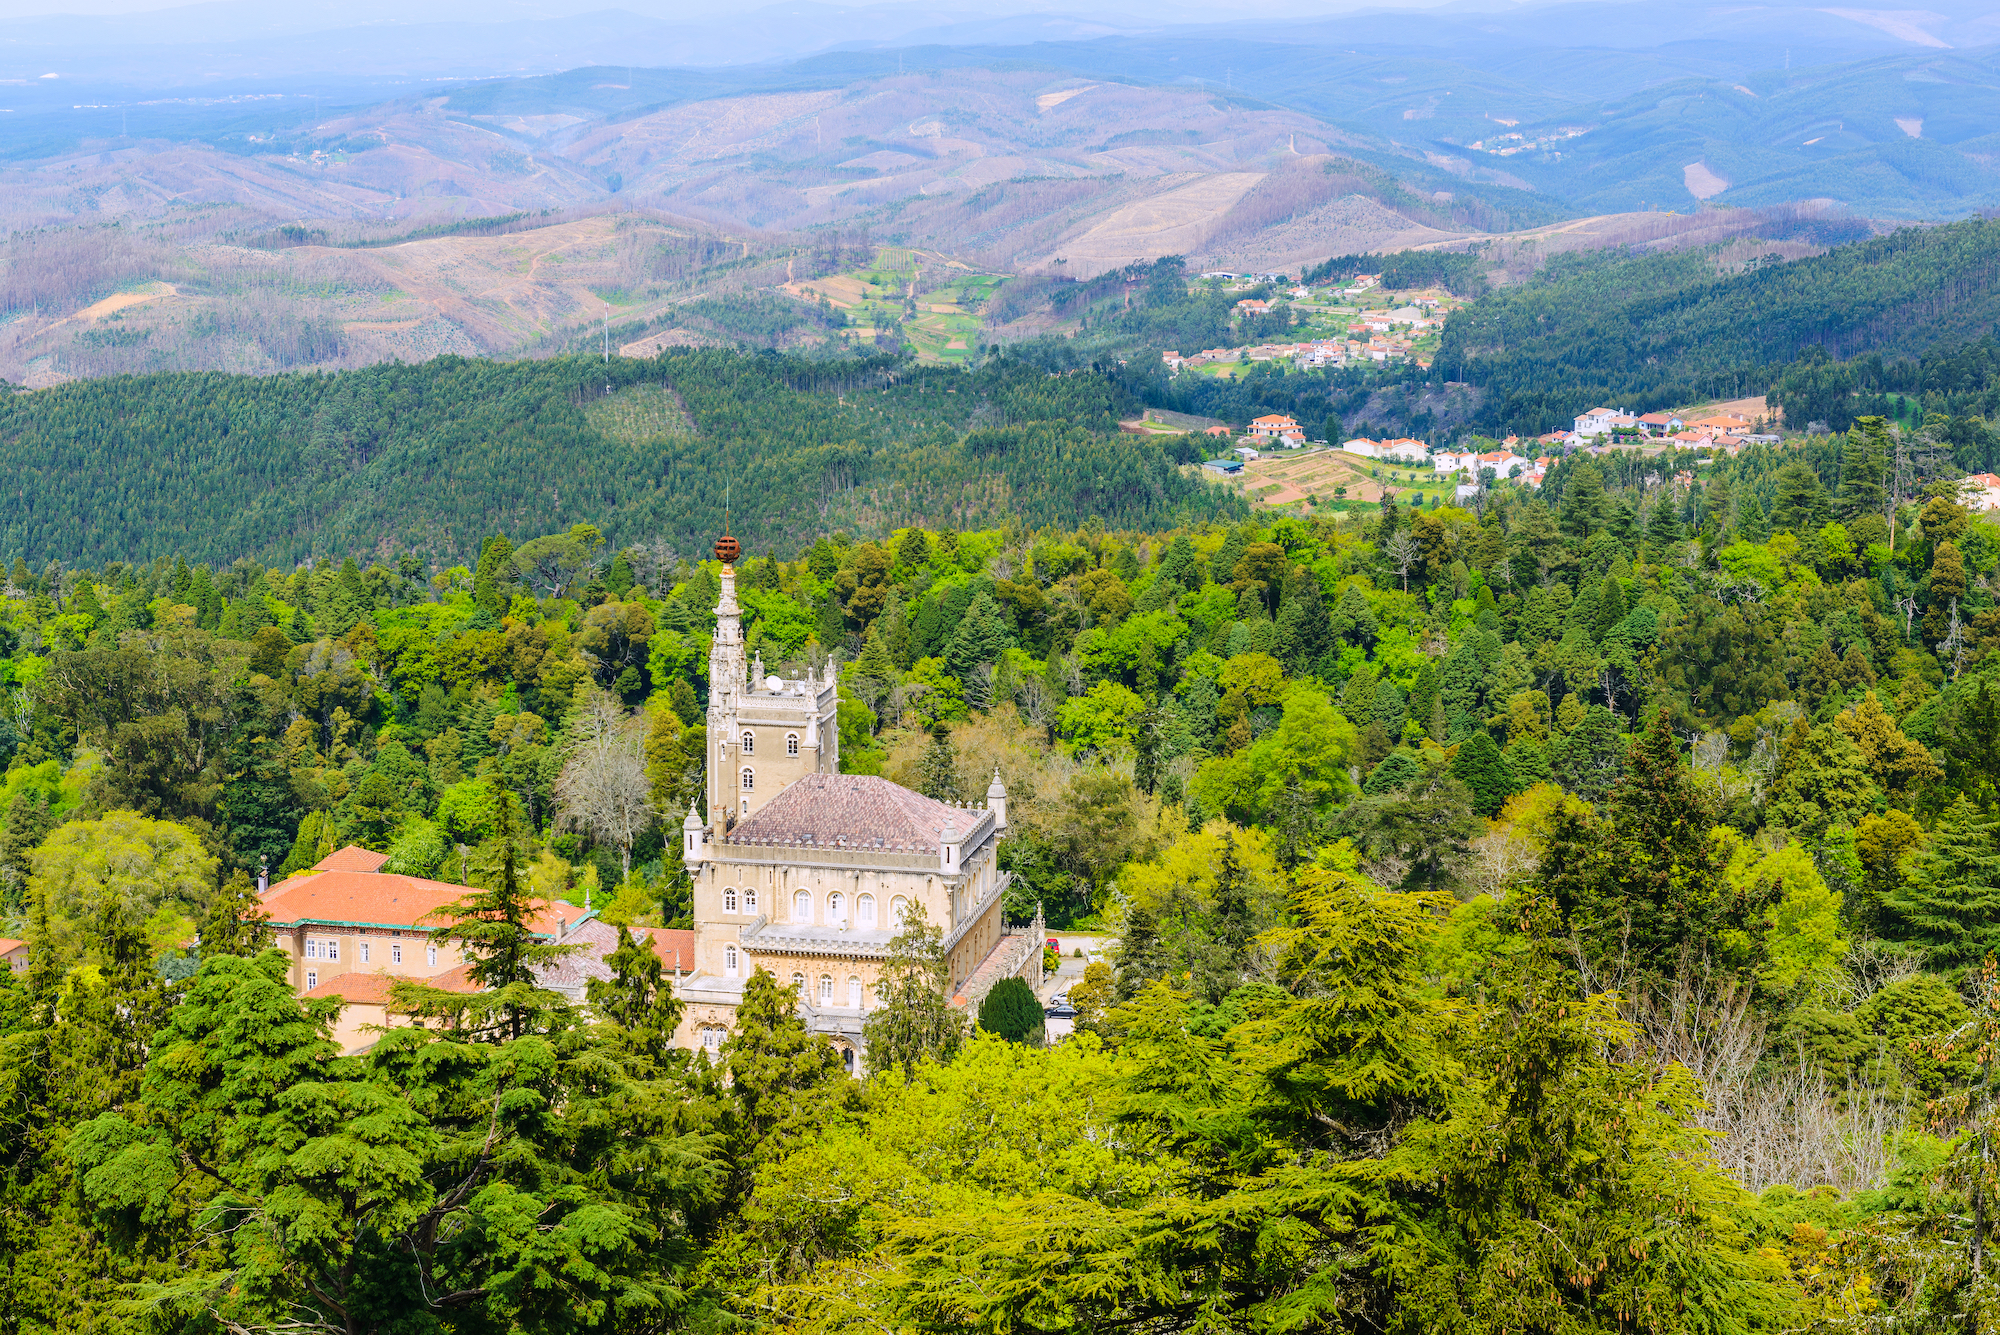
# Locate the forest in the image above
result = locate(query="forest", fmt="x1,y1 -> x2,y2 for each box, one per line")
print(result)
3,395 -> 2000,1331
0,347 -> 1230,568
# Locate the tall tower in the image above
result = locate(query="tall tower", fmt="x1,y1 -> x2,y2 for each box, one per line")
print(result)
706,531 -> 744,828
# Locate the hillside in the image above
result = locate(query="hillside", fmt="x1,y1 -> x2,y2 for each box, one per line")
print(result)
1436,216 -> 2000,435
0,348 -> 1239,567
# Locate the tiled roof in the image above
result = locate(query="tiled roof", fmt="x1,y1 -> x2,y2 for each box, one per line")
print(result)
647,928 -> 697,972
314,845 -> 391,873
0,938 -> 25,955
304,972 -> 401,1004
260,869 -> 569,936
726,773 -> 967,851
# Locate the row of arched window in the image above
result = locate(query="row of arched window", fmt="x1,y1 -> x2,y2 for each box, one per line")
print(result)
737,731 -> 802,756
717,886 -> 908,929
718,946 -> 870,1009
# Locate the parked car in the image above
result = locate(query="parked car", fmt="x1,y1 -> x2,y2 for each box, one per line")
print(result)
1044,993 -> 1076,1018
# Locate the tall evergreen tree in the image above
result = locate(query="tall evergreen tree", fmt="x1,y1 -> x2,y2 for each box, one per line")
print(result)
1838,416 -> 1890,522
861,900 -> 964,1078
1450,731 -> 1520,818
976,976 -> 1046,1045
587,924 -> 685,1063
1880,797 -> 2000,966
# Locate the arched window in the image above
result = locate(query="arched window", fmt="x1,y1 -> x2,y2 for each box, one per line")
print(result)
817,974 -> 834,1004
724,944 -> 738,977
891,895 -> 909,926
858,893 -> 877,929
741,767 -> 754,791
741,731 -> 754,754
790,971 -> 805,992
793,889 -> 811,923
842,1047 -> 855,1072
702,1026 -> 721,1051
786,732 -> 800,755
722,887 -> 738,913
828,891 -> 846,927
848,976 -> 863,1008
742,886 -> 757,912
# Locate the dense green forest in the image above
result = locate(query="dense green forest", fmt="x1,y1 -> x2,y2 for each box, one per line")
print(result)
1435,217 -> 2000,434
4,399 -> 2000,1329
0,347 -> 1232,567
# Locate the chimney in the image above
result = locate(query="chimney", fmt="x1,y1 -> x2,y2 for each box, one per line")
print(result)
257,859 -> 269,895
940,822 -> 959,874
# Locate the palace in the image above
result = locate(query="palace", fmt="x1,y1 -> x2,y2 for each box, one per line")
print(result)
669,533 -> 1035,1071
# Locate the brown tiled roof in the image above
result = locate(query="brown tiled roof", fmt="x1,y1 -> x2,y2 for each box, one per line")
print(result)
314,845 -> 391,873
727,774 -> 966,851
0,938 -> 25,955
260,869 -> 568,937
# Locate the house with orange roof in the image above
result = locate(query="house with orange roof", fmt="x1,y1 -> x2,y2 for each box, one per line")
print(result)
1963,473 -> 2000,512
1342,437 -> 1384,459
0,938 -> 26,973
1574,407 -> 1622,436
259,846 -> 584,999
1248,413 -> 1301,440
1380,437 -> 1429,463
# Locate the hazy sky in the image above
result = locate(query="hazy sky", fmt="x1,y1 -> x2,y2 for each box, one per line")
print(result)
0,0 -> 1493,21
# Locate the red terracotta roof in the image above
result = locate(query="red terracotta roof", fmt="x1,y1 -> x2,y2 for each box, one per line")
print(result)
261,869 -> 569,937
314,845 -> 391,873
0,938 -> 25,955
647,928 -> 697,973
304,972 -> 401,1004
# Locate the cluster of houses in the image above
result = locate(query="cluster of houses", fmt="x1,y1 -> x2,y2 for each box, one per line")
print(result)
1572,406 -> 1776,453
1344,436 -> 1556,496
1164,329 -> 1420,372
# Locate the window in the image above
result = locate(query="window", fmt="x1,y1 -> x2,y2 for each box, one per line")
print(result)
790,971 -> 805,992
818,974 -> 834,1004
741,767 -> 754,791
848,976 -> 863,1007
828,891 -> 845,927
392,943 -> 403,965
741,731 -> 754,754
426,945 -> 438,968
858,893 -> 877,929
843,1047 -> 854,1072
725,944 -> 739,977
304,939 -> 319,960
793,889 -> 811,923
723,887 -> 738,913
891,895 -> 909,926
305,970 -> 318,990
786,732 -> 799,756
360,941 -> 371,964
702,1026 -> 721,1051
326,938 -> 339,962
743,887 -> 757,912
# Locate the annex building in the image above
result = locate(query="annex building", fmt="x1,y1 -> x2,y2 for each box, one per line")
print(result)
669,533 -> 1039,1072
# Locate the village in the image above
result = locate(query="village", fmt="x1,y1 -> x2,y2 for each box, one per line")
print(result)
1171,396 -> 1796,515
1165,271 -> 1457,375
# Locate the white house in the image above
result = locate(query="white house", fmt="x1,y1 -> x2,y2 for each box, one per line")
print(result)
1433,449 -> 1477,474
1342,438 -> 1384,459
1964,473 -> 2000,512
1574,407 -> 1623,436
1381,437 -> 1429,463
1475,449 -> 1528,479
1234,445 -> 1260,461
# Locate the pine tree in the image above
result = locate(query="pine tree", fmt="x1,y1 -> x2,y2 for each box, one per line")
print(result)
1557,460 -> 1606,538
409,778 -> 577,1039
199,869 -> 269,958
1591,574 -> 1627,643
1838,416 -> 1889,523
606,549 -> 636,598
1273,566 -> 1332,675
1451,730 -> 1520,818
944,589 -> 1012,682
977,976 -> 1045,1045
472,534 -> 515,624
1880,797 -> 2000,966
861,899 -> 964,1078
915,724 -> 960,801
1736,490 -> 1771,542
1364,748 -> 1422,795
1644,495 -> 1684,548
587,924 -> 684,1063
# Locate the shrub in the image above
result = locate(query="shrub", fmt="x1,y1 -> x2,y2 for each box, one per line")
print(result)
978,975 -> 1046,1045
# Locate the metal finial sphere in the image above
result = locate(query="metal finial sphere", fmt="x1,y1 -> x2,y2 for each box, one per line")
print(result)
714,534 -> 741,563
